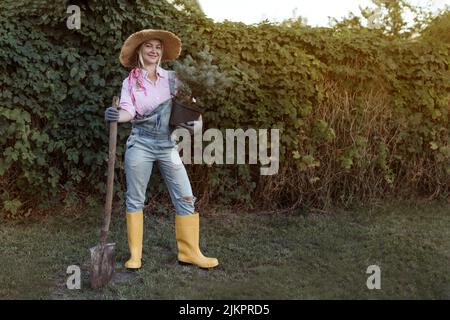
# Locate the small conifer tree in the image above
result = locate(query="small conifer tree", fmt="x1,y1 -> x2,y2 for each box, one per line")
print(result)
172,49 -> 231,108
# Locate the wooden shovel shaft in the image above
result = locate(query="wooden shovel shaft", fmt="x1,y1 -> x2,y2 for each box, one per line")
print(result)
100,96 -> 119,244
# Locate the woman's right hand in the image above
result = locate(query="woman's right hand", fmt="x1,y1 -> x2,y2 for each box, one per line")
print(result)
104,107 -> 120,122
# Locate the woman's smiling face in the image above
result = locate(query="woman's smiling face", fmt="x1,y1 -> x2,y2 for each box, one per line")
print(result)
140,39 -> 163,66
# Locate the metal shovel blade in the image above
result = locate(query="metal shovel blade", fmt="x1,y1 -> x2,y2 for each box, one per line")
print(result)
89,242 -> 116,289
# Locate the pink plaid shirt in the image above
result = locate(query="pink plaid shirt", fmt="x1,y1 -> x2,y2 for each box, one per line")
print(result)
119,66 -> 177,119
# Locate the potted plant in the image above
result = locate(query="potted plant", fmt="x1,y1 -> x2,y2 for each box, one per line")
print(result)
170,49 -> 231,127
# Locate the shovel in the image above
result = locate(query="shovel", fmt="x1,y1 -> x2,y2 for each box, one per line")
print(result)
89,96 -> 120,289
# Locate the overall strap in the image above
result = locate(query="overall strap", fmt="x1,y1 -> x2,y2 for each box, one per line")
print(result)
168,70 -> 176,97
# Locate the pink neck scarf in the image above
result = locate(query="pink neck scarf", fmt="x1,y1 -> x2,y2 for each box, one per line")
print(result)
127,67 -> 148,106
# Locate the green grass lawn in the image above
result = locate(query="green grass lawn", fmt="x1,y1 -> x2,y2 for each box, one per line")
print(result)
1,199 -> 449,299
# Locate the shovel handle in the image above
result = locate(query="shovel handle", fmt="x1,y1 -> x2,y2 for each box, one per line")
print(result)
100,96 -> 119,244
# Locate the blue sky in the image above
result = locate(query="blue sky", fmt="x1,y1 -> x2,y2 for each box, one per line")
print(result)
197,0 -> 449,26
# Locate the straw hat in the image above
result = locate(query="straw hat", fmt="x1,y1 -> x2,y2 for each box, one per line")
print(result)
119,29 -> 182,67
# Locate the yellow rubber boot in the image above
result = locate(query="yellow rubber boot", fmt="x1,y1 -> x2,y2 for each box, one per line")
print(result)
175,212 -> 219,269
124,210 -> 143,270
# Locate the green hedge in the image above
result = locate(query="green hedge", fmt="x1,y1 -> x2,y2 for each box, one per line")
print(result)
1,0 -> 449,217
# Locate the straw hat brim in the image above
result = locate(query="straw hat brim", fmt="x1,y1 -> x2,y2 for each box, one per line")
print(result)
119,29 -> 182,67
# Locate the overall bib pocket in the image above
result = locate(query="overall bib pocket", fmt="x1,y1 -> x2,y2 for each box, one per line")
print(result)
126,134 -> 137,150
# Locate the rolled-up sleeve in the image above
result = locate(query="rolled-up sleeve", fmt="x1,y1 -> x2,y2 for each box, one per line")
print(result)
119,78 -> 136,119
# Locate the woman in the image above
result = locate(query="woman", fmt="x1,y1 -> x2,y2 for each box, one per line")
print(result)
104,29 -> 218,270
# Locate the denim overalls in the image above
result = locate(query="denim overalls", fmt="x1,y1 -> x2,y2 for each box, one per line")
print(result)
124,71 -> 196,215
